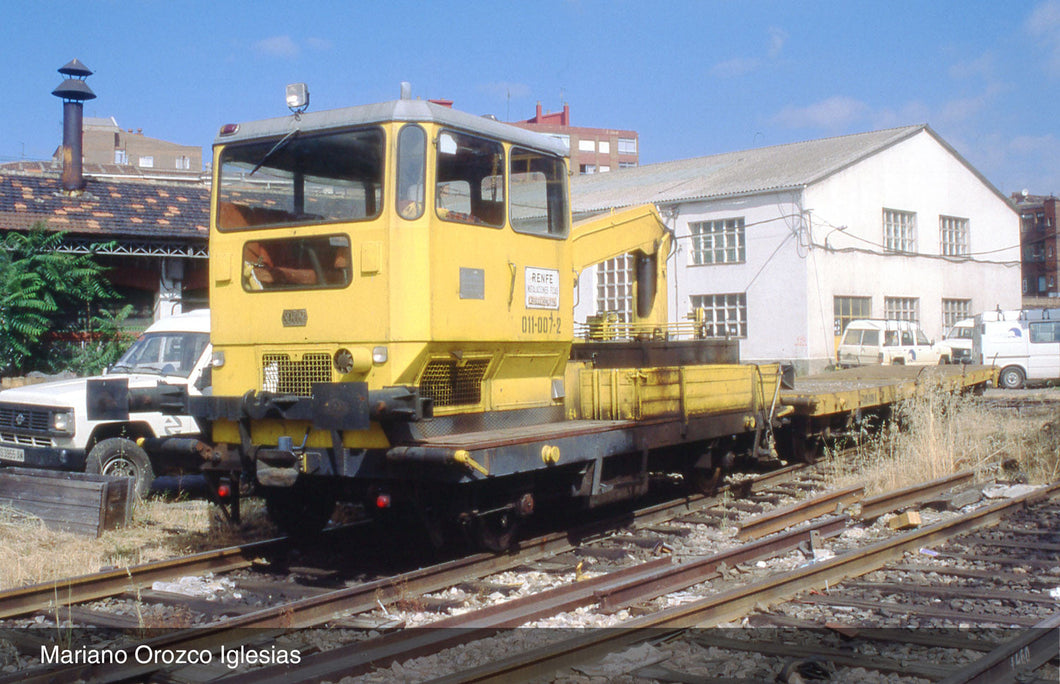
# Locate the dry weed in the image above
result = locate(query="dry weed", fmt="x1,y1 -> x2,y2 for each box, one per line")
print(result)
828,385 -> 1060,494
0,495 -> 277,591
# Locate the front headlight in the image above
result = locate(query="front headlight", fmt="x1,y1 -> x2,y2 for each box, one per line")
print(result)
52,410 -> 74,434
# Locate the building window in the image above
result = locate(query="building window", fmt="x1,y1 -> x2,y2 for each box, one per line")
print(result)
1040,276 -> 1047,292
883,208 -> 916,253
942,299 -> 971,329
884,296 -> 920,323
939,216 -> 969,256
690,293 -> 747,338
114,150 -> 128,164
1023,278 -> 1029,294
598,141 -> 610,155
579,164 -> 597,174
578,139 -> 595,152
176,155 -> 191,170
1051,276 -> 1056,289
138,155 -> 154,168
596,255 -> 634,323
599,166 -> 610,173
618,138 -> 637,155
833,296 -> 872,336
618,161 -> 637,169
689,217 -> 745,265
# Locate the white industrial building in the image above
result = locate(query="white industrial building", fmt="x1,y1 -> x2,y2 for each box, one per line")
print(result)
571,124 -> 1021,373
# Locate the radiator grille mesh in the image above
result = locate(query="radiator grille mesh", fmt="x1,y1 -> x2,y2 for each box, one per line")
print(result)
419,359 -> 490,407
261,353 -> 332,396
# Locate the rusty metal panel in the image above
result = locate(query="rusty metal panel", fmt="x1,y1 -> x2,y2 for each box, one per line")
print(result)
578,364 -> 780,421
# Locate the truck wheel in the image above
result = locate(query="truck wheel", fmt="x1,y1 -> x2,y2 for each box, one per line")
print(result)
86,438 -> 155,499
999,366 -> 1026,390
263,483 -> 336,538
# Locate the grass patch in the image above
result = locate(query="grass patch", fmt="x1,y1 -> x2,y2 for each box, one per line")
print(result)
0,494 -> 277,591
827,386 -> 1060,494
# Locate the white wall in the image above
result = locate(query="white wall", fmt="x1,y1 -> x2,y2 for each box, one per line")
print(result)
669,193 -> 809,363
803,130 -> 1020,367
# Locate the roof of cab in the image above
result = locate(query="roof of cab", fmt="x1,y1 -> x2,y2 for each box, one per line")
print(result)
845,319 -> 923,331
144,309 -> 210,334
214,99 -> 568,158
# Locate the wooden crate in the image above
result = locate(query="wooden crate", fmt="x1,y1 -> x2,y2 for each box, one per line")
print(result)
0,467 -> 134,536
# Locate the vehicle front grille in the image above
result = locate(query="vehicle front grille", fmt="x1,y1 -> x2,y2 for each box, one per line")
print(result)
0,404 -> 51,432
0,432 -> 53,448
419,359 -> 490,407
261,353 -> 333,396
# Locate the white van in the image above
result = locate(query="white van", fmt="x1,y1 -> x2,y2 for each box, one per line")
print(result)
942,319 -> 974,364
973,308 -> 1060,389
837,319 -> 952,367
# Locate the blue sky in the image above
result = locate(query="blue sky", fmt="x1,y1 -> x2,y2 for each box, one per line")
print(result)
4,1 -> 1059,195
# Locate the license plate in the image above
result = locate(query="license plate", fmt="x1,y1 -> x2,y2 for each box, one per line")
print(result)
0,446 -> 25,463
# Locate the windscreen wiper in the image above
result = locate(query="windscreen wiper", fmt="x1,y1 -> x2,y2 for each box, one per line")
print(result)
250,129 -> 300,176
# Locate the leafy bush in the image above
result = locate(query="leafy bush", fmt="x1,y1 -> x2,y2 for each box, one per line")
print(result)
43,305 -> 138,376
0,225 -> 117,375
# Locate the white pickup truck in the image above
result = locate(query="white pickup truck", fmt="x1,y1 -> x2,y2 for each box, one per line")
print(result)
0,310 -> 211,497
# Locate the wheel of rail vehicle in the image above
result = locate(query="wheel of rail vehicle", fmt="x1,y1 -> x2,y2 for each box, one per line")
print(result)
998,365 -> 1026,390
86,437 -> 155,499
263,481 -> 336,538
472,508 -> 521,552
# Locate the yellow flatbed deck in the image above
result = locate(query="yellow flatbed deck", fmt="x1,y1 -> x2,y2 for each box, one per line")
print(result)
780,364 -> 997,417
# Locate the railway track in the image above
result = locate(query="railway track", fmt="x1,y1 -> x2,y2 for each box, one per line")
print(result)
0,462 -> 828,682
5,457 -> 1042,683
418,482 -> 1060,684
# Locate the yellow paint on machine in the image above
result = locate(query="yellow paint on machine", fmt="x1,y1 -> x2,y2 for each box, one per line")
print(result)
577,364 -> 782,421
780,364 -> 999,418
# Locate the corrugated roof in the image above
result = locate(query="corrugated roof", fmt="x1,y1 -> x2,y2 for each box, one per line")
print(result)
571,125 -> 927,213
0,172 -> 208,240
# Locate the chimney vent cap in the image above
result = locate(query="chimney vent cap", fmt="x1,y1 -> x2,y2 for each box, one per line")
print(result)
57,58 -> 93,78
52,78 -> 96,102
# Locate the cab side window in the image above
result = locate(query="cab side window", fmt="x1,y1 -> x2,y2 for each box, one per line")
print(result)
510,147 -> 569,237
436,131 -> 504,227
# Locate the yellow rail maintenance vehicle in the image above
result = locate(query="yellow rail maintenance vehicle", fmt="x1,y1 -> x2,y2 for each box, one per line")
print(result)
157,84 -> 787,548
91,86 -> 994,549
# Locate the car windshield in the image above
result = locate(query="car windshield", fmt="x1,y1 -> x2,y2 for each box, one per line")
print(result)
110,332 -> 209,378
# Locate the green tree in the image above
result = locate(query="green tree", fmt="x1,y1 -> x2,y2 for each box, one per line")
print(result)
44,305 -> 137,376
0,225 -> 116,375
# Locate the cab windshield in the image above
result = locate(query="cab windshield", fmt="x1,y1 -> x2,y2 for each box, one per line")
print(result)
110,332 -> 210,378
217,127 -> 385,230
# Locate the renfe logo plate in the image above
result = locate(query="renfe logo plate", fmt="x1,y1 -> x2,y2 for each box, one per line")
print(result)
525,267 -> 559,310
282,309 -> 308,327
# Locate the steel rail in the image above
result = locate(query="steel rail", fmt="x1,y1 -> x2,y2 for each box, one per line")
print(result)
428,481 -> 1060,683
937,611 -> 1060,684
0,535 -> 287,620
735,483 -> 863,540
857,470 -> 975,521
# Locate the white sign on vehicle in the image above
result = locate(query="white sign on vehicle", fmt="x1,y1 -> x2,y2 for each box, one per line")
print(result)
525,267 -> 560,310
0,446 -> 25,463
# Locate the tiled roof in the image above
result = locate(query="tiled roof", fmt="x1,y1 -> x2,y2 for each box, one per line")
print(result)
0,171 -> 208,241
571,125 -> 931,213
